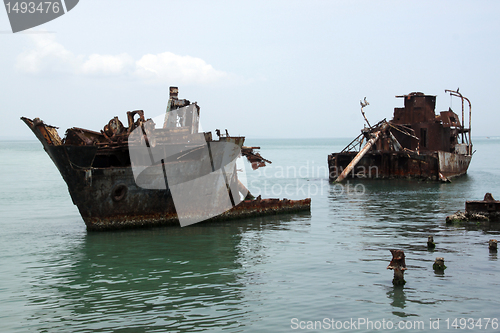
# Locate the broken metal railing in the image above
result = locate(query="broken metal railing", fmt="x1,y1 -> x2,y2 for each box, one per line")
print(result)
445,89 -> 472,154
387,123 -> 419,142
340,119 -> 387,153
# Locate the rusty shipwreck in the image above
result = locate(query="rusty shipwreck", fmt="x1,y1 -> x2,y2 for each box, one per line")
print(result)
329,90 -> 473,182
446,193 -> 500,223
22,87 -> 310,230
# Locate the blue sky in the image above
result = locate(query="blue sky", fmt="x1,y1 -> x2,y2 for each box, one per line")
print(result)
1,1 -> 499,139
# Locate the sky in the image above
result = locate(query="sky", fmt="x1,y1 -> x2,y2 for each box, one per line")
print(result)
1,0 -> 499,139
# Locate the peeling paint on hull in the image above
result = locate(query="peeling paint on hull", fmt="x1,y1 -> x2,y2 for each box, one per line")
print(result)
437,151 -> 472,179
85,198 -> 312,231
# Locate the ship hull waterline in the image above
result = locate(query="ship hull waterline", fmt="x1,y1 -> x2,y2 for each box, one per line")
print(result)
328,150 -> 471,182
23,117 -> 311,230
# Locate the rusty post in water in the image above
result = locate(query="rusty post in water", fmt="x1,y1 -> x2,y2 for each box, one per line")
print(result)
433,257 -> 446,271
489,239 -> 498,252
427,235 -> 436,249
387,249 -> 407,286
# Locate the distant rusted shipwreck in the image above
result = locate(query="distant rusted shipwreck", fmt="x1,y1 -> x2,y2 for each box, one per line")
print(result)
22,87 -> 310,230
329,90 -> 473,182
446,193 -> 500,223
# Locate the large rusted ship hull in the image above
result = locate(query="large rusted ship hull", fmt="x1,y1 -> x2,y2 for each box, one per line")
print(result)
21,88 -> 310,230
22,118 -> 311,230
329,150 -> 471,181
83,198 -> 312,231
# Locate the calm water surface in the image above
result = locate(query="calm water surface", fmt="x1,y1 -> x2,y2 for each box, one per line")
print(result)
1,138 -> 499,332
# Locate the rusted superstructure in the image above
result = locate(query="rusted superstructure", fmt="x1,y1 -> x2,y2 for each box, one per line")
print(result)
22,87 -> 310,230
329,90 -> 473,182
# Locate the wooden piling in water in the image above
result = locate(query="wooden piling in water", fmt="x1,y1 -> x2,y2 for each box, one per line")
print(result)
489,239 -> 497,252
387,249 -> 407,286
433,257 -> 446,271
427,235 -> 436,249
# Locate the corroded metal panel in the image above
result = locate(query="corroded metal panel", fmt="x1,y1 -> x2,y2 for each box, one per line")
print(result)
85,198 -> 311,231
329,151 -> 439,181
437,151 -> 471,179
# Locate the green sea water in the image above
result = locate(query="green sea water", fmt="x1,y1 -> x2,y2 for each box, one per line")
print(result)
0,138 -> 499,332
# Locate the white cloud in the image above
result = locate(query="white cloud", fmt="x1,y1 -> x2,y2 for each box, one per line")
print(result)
16,34 -> 81,74
81,53 -> 135,76
135,52 -> 228,84
16,34 -> 229,84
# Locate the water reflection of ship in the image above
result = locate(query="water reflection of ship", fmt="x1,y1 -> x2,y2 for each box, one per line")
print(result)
26,214 -> 311,332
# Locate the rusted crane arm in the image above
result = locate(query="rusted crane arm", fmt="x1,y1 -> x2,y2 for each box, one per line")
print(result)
335,122 -> 388,182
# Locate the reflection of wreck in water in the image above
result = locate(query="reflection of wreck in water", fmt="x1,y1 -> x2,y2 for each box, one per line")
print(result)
21,87 -> 310,230
329,90 -> 473,182
25,213 -> 310,332
27,227 -> 244,332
